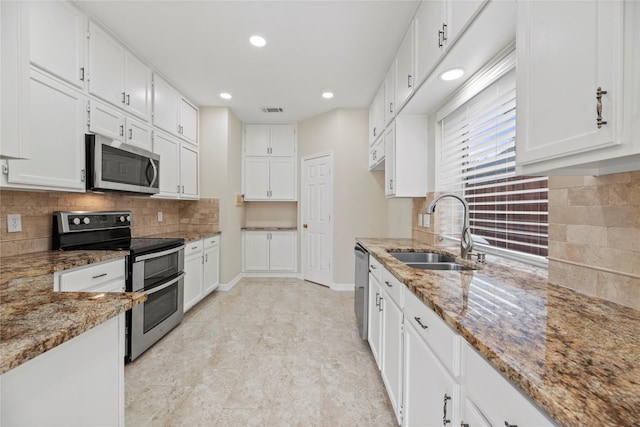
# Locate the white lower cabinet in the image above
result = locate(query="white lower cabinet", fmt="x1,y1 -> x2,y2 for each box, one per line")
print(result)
463,342 -> 556,427
366,256 -> 555,427
0,315 -> 125,427
184,236 -> 220,312
242,230 -> 296,273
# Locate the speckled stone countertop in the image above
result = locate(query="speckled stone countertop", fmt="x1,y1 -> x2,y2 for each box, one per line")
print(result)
242,226 -> 297,231
358,238 -> 640,427
147,230 -> 221,243
0,251 -> 146,374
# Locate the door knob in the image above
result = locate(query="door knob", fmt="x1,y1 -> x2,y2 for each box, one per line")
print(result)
303,224 -> 308,228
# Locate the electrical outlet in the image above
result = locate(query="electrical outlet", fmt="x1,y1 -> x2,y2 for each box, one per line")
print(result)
423,213 -> 431,228
7,214 -> 22,233
157,211 -> 163,222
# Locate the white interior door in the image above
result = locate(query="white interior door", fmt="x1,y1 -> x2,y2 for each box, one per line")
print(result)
301,153 -> 333,287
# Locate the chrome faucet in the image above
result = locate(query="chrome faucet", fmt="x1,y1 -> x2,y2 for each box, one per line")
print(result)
427,193 -> 474,260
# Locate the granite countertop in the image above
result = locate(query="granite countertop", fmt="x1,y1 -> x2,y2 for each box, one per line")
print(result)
357,238 -> 640,427
242,226 -> 298,231
0,251 -> 146,375
147,230 -> 221,243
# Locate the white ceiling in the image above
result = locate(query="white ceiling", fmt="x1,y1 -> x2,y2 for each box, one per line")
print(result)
76,0 -> 420,124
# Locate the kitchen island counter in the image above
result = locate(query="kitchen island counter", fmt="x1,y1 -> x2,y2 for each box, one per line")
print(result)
358,237 -> 640,427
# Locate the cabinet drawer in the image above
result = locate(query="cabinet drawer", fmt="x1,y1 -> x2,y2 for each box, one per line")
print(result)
204,235 -> 220,248
369,256 -> 383,283
463,342 -> 555,426
184,240 -> 203,256
57,258 -> 125,292
381,268 -> 404,308
404,288 -> 460,377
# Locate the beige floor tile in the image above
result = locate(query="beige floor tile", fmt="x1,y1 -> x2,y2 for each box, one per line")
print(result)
125,278 -> 395,426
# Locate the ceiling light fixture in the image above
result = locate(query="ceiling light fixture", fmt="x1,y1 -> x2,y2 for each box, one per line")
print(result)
439,68 -> 465,81
322,92 -> 334,99
220,92 -> 232,100
249,35 -> 266,47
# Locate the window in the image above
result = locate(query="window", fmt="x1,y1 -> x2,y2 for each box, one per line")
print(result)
437,59 -> 548,263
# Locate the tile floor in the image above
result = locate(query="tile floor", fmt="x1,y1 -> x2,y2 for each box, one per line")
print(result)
125,277 -> 396,426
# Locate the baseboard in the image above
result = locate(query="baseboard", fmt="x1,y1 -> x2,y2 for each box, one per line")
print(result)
241,272 -> 299,278
330,283 -> 355,292
217,273 -> 243,291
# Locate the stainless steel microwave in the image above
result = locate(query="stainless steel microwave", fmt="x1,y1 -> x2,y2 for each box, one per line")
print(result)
86,134 -> 160,195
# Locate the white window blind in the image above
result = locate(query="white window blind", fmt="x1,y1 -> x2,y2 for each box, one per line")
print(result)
439,68 -> 548,260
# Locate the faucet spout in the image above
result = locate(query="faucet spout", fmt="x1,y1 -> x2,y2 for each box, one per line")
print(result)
427,193 -> 474,259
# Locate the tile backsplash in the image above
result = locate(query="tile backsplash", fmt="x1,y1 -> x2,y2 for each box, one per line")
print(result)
0,190 -> 219,257
412,171 -> 640,310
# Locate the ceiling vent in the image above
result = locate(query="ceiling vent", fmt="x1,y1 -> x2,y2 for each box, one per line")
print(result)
261,107 -> 284,113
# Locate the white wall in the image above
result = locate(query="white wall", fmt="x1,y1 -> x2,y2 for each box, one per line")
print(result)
199,107 -> 244,284
298,108 -> 389,285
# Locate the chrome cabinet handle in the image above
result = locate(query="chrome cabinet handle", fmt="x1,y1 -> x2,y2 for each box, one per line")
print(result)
80,67 -> 85,81
119,125 -> 124,136
389,102 -> 393,113
414,316 -> 428,329
385,280 -> 392,288
596,87 -> 608,128
378,296 -> 383,312
461,424 -> 470,427
407,74 -> 413,88
375,292 -> 380,307
126,94 -> 130,105
128,128 -> 133,140
121,92 -> 126,103
504,423 -> 518,427
92,273 -> 107,280
443,393 -> 452,425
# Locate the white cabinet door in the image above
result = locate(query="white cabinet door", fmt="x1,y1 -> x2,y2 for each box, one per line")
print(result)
183,240 -> 204,312
1,1 -> 31,160
89,100 -> 125,141
460,397 -> 491,427
124,51 -> 151,121
179,143 -> 199,199
89,22 -> 125,109
245,124 -> 270,156
178,99 -> 198,144
269,157 -> 296,201
516,1 -> 623,168
404,322 -> 460,427
244,157 -> 270,200
368,275 -> 383,370
152,131 -> 180,198
29,0 -> 86,89
269,124 -> 295,156
4,69 -> 86,192
203,236 -> 220,295
268,231 -> 296,272
152,74 -> 180,135
415,0 -> 445,85
243,231 -> 270,271
395,21 -> 415,108
369,83 -> 385,145
446,0 -> 485,44
381,295 -> 403,425
126,117 -> 152,151
384,124 -> 396,196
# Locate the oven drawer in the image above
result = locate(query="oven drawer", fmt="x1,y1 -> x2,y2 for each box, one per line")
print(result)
56,258 -> 125,292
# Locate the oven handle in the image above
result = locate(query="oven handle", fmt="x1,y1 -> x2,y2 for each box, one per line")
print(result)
144,272 -> 185,296
134,244 -> 185,262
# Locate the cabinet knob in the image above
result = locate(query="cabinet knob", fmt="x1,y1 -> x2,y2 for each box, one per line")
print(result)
303,224 -> 308,228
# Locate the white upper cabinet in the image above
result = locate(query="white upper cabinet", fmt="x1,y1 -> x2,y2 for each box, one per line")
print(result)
88,100 -> 152,151
385,117 -> 428,198
179,143 -> 199,199
29,0 -> 86,89
244,124 -> 295,156
516,0 -> 640,175
2,69 -> 86,192
415,0 -> 485,86
89,22 -> 151,121
384,61 -> 396,126
152,130 -> 199,199
369,83 -> 385,146
395,21 -> 415,108
152,73 -> 198,145
1,1 -> 31,160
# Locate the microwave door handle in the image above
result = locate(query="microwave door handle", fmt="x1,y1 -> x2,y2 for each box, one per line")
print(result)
148,158 -> 158,188
144,272 -> 185,295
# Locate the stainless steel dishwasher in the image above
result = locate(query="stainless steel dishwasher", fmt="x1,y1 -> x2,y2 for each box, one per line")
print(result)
354,243 -> 369,340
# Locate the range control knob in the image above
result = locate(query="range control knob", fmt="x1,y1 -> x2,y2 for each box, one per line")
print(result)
83,217 -> 90,225
119,216 -> 126,223
126,215 -> 131,222
73,217 -> 81,225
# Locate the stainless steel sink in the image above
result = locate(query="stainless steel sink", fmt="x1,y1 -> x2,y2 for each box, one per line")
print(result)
405,262 -> 473,271
388,251 -> 456,263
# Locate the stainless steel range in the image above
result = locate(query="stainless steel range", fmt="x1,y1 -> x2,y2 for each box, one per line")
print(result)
53,211 -> 185,362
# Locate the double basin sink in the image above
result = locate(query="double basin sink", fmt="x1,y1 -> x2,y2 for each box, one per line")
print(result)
389,251 -> 473,271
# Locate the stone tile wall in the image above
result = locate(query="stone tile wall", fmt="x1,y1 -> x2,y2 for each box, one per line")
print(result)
0,190 -> 219,257
412,172 -> 640,310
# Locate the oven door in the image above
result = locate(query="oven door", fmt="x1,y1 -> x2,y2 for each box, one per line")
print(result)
128,272 -> 184,361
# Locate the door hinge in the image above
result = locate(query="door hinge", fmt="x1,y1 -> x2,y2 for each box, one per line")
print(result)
81,169 -> 86,182
2,162 -> 9,175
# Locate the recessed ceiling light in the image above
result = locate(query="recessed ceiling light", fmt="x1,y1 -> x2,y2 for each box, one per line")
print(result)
220,92 -> 232,100
249,35 -> 266,47
322,92 -> 334,99
439,68 -> 465,81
